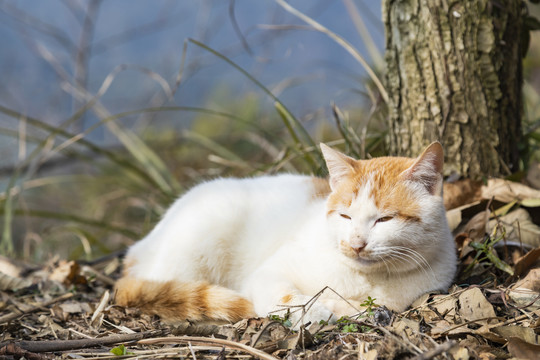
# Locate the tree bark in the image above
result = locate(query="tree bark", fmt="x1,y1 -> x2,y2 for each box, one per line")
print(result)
383,0 -> 523,178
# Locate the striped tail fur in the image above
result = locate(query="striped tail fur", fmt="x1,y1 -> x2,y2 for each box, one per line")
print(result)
114,276 -> 256,322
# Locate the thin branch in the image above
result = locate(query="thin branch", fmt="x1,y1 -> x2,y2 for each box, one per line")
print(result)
408,341 -> 457,360
139,336 -> 279,360
0,331 -> 163,353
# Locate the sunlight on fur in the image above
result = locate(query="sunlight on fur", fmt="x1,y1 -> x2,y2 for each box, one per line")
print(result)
115,142 -> 457,328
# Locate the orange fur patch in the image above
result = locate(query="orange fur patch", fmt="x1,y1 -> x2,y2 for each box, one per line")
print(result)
327,157 -> 423,220
280,294 -> 293,304
114,276 -> 256,323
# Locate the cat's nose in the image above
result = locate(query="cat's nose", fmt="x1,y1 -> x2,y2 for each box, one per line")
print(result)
351,241 -> 367,254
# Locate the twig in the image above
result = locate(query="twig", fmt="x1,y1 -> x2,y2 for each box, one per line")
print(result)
139,336 -> 279,360
0,343 -> 53,360
408,341 -> 457,360
82,265 -> 116,287
188,341 -> 198,360
0,330 -> 162,353
90,289 -> 110,326
0,292 -> 74,324
436,309 -> 540,337
435,316 -> 502,337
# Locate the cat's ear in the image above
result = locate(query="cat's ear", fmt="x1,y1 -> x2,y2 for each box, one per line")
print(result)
401,142 -> 444,195
320,143 -> 357,190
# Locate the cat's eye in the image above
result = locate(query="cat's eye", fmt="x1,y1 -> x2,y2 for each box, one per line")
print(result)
375,216 -> 393,224
340,213 -> 352,220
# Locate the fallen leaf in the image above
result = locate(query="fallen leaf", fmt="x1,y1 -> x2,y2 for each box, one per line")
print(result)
489,209 -> 540,248
446,201 -> 486,233
431,294 -> 458,320
450,346 -> 470,360
481,178 -> 540,203
0,271 -> 32,291
508,269 -> 540,310
458,288 -> 496,323
49,260 -> 87,285
391,318 -> 420,340
514,247 -> 540,278
492,326 -> 540,345
478,351 -> 496,360
463,210 -> 489,242
474,324 -> 505,343
0,256 -> 24,277
443,179 -> 483,210
507,336 -> 540,360
59,302 -> 85,314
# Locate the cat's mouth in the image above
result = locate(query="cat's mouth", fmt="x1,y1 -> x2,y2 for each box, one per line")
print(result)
340,242 -> 381,265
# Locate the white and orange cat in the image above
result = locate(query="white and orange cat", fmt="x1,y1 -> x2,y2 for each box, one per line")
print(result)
115,142 -> 457,326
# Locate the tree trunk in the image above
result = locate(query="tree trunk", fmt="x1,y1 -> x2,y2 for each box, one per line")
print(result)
383,0 -> 523,178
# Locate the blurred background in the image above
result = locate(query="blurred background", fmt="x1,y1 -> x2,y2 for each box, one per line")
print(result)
0,0 -> 538,262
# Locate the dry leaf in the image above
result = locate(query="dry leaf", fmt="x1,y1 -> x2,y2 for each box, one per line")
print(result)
481,178 -> 540,203
0,271 -> 32,291
474,324 -> 506,343
59,302 -> 87,314
0,256 -> 24,277
391,318 -> 420,339
488,209 -> 540,248
492,326 -> 539,345
450,346 -> 470,360
446,201 -> 485,233
478,352 -> 497,360
514,248 -> 540,278
458,288 -> 496,323
443,179 -> 483,210
464,210 -> 489,241
49,260 -> 87,285
507,289 -> 540,310
513,267 -> 540,292
431,294 -> 458,320
509,267 -> 540,310
507,336 -> 540,360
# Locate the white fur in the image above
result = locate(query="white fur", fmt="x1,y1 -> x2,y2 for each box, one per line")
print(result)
125,170 -> 457,326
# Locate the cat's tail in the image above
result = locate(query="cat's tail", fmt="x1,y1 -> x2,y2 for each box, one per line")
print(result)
114,276 -> 256,322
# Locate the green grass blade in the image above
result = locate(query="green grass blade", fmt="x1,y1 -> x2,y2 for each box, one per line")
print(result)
187,38 -> 324,171
1,208 -> 139,239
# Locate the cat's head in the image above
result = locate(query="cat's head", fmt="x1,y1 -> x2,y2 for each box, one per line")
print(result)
320,142 -> 449,273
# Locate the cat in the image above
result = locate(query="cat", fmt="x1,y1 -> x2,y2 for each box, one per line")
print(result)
115,142 -> 457,327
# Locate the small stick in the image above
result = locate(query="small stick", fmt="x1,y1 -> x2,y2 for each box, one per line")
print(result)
0,330 -> 161,353
0,343 -> 52,360
90,289 -> 110,326
82,265 -> 116,287
0,292 -> 74,324
408,341 -> 457,360
139,336 -> 279,360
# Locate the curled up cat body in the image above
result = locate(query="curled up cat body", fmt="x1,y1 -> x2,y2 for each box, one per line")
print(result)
115,142 -> 457,327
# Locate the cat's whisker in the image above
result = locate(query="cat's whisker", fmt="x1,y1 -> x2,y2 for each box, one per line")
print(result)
377,255 -> 392,277
372,251 -> 401,276
375,248 -> 428,276
393,246 -> 434,274
386,247 -> 434,280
